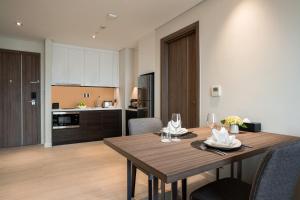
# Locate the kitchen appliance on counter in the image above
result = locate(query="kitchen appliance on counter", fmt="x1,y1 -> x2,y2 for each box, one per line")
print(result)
102,100 -> 113,108
137,72 -> 154,118
52,102 -> 60,109
129,99 -> 138,109
52,111 -> 80,129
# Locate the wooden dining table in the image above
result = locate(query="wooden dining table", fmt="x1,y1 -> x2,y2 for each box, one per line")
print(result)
104,128 -> 299,200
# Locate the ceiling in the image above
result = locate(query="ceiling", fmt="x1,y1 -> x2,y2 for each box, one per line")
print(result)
0,0 -> 202,50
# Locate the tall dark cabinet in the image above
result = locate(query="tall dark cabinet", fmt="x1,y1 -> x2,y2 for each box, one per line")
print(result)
137,72 -> 154,118
0,49 -> 41,148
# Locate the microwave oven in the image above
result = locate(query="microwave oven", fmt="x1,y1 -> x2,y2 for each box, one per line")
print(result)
52,112 -> 80,129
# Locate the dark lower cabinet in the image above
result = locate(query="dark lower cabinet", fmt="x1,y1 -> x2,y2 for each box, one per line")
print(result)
126,110 -> 138,136
52,110 -> 122,146
101,110 -> 122,138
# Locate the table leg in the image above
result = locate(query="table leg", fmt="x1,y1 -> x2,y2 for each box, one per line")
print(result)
148,175 -> 153,200
216,168 -> 220,180
161,181 -> 165,200
231,162 -> 234,178
237,160 -> 242,180
131,165 -> 137,197
127,160 -> 132,200
182,179 -> 187,200
171,181 -> 178,200
153,176 -> 159,200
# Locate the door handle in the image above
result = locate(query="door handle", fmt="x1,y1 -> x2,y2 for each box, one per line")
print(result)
30,80 -> 40,84
27,100 -> 37,106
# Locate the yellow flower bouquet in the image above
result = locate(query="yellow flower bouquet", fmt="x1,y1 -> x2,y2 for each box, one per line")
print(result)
221,116 -> 247,128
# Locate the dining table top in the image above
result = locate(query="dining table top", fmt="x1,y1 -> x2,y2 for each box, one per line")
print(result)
104,128 -> 299,183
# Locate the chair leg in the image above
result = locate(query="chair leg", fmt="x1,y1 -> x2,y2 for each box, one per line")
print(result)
131,165 -> 137,197
182,179 -> 187,200
171,181 -> 178,200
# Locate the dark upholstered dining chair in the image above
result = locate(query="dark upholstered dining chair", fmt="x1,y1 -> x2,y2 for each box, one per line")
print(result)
190,140 -> 300,200
128,118 -> 163,198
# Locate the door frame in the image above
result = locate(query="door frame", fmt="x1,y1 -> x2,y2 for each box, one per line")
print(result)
160,21 -> 200,126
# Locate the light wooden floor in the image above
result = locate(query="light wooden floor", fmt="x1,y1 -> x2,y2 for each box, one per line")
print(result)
0,141 -> 213,200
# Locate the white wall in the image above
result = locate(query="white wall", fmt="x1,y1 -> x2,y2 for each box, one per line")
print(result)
44,39 -> 52,147
135,0 -> 300,185
137,31 -> 156,76
133,48 -> 139,86
155,0 -> 300,135
119,48 -> 135,135
0,35 -> 46,144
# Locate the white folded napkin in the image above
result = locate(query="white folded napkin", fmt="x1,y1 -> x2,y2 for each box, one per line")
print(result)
243,118 -> 251,123
210,127 -> 236,146
162,121 -> 188,135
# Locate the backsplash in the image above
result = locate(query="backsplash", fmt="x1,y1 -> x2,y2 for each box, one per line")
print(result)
52,86 -> 115,108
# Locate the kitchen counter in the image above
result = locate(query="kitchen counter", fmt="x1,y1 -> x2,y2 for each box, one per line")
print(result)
126,108 -> 138,112
52,107 -> 122,112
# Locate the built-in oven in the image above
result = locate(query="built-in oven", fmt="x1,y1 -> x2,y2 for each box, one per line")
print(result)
52,111 -> 80,129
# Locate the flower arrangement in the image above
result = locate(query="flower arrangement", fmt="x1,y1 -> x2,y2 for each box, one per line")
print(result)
221,116 -> 247,128
77,100 -> 87,109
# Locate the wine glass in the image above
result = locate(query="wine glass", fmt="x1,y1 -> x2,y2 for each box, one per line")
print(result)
206,113 -> 217,130
171,113 -> 181,142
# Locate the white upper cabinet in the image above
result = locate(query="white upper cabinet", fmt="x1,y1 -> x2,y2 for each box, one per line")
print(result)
52,45 -> 68,84
68,47 -> 84,85
99,51 -> 114,86
52,43 -> 119,87
113,52 -> 119,87
84,49 -> 100,86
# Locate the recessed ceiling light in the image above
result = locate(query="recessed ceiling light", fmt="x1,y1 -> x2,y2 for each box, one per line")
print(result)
16,21 -> 23,26
107,13 -> 118,19
92,35 -> 96,39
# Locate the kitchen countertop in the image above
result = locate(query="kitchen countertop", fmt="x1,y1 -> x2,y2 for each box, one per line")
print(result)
52,107 -> 122,112
126,108 -> 138,112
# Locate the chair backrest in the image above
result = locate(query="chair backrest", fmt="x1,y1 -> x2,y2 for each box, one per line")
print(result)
250,140 -> 300,200
128,118 -> 162,135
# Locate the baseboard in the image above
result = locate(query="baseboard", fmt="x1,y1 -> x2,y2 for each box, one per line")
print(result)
44,142 -> 52,148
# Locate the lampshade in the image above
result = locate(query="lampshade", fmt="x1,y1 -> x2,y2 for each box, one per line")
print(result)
131,86 -> 138,100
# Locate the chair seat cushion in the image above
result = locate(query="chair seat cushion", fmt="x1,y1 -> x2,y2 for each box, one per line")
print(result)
190,178 -> 251,200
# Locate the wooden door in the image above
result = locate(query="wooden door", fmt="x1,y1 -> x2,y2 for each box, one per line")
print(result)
161,22 -> 199,128
0,50 -> 22,147
22,52 -> 41,145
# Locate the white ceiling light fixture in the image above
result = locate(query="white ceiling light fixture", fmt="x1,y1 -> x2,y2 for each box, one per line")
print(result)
16,21 -> 23,26
107,13 -> 118,19
92,34 -> 96,39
